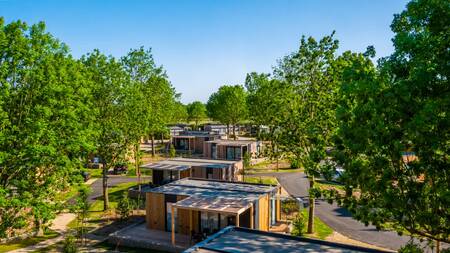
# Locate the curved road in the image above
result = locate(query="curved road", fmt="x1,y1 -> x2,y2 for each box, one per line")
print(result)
262,172 -> 413,251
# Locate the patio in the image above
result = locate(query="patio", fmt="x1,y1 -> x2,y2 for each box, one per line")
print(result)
108,222 -> 190,253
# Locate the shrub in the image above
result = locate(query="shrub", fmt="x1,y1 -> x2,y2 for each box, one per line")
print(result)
117,192 -> 132,220
169,144 -> 176,158
282,199 -> 299,215
62,234 -> 77,253
291,212 -> 306,236
290,158 -> 300,169
398,242 -> 424,253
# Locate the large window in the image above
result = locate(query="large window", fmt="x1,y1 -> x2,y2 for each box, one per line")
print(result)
226,147 -> 242,160
200,212 -> 219,234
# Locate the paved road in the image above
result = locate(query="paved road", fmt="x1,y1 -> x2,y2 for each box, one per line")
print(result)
88,175 -> 150,204
260,172 -> 413,251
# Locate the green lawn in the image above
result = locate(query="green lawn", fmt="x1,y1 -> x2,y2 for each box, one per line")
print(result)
300,209 -> 333,240
244,176 -> 278,185
316,179 -> 345,191
68,182 -> 139,229
0,230 -> 59,253
246,159 -> 303,174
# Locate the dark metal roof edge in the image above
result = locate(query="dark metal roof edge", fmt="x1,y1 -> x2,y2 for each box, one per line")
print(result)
184,226 -> 394,253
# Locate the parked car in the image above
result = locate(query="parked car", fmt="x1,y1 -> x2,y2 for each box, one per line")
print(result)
113,162 -> 128,175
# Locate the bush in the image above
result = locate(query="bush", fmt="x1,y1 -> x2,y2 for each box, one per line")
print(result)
169,144 -> 176,158
62,234 -> 77,253
117,192 -> 132,220
282,199 -> 299,215
290,158 -> 300,169
398,242 -> 424,253
291,212 -> 306,236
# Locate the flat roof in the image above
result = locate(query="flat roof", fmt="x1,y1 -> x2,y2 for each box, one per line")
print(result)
141,163 -> 190,171
141,158 -> 239,171
173,131 -> 222,138
146,178 -> 278,201
206,139 -> 256,146
173,196 -> 251,215
184,227 -> 393,253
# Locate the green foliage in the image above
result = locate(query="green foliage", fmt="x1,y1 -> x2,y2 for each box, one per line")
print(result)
62,234 -> 77,253
0,18 -> 96,237
169,144 -> 176,158
333,0 -> 450,243
186,101 -> 207,127
281,199 -> 300,215
291,212 -> 306,236
206,85 -> 247,137
117,192 -> 132,220
290,158 -> 300,169
398,242 -> 424,253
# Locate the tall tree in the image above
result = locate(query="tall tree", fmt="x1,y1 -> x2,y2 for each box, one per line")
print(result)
206,85 -> 247,139
333,0 -> 450,244
0,19 -> 96,236
245,73 -> 293,169
82,50 -> 127,211
186,101 -> 207,128
275,33 -> 340,233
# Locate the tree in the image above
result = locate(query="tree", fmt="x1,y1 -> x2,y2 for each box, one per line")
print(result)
117,192 -> 132,220
275,33 -> 340,234
245,73 -> 293,169
333,0 -> 450,244
73,187 -> 90,245
0,19 -> 96,237
206,85 -> 247,139
82,50 -> 127,211
186,101 -> 207,128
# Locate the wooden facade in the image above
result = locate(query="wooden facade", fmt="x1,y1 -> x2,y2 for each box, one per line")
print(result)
145,182 -> 280,239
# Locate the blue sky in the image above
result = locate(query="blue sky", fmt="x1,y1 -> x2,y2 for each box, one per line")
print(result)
1,0 -> 409,103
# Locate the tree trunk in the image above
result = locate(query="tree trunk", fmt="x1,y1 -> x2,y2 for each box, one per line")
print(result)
307,176 -> 315,234
160,133 -> 164,145
227,124 -> 230,139
135,143 -> 141,209
35,220 -> 44,236
102,162 -> 109,211
151,135 -> 155,157
233,124 -> 237,140
436,240 -> 440,253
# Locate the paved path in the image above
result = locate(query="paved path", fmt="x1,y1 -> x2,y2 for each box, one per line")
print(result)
7,213 -> 77,253
259,172 -> 412,251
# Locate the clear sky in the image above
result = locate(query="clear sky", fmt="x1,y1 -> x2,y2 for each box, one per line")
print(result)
1,0 -> 409,103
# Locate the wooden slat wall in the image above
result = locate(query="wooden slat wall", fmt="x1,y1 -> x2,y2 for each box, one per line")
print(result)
258,194 -> 270,231
203,142 -> 211,158
212,168 -> 222,180
276,188 -> 281,221
146,192 -> 165,231
192,210 -> 200,233
192,167 -> 202,178
176,196 -> 190,235
180,169 -> 190,179
218,146 -> 226,160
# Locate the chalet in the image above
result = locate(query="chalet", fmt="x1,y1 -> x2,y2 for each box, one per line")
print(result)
203,139 -> 263,161
145,178 -> 281,246
184,226 -> 391,253
172,131 -> 225,154
141,158 -> 243,185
